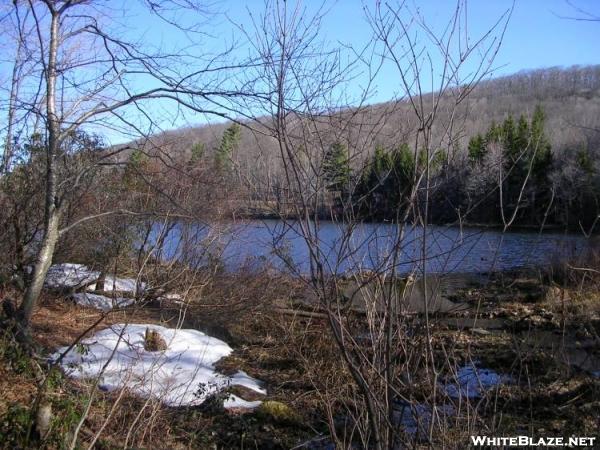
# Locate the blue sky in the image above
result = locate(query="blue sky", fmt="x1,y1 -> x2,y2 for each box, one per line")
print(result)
1,0 -> 599,147
243,0 -> 598,100
129,0 -> 600,119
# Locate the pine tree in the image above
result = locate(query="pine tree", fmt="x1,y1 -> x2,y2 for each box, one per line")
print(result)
215,123 -> 241,173
486,121 -> 501,143
394,143 -> 415,184
501,115 -> 517,160
468,134 -> 486,161
323,141 -> 350,192
390,143 -> 416,209
372,145 -> 391,179
515,114 -> 529,152
123,149 -> 148,189
530,105 -> 552,179
190,142 -> 205,163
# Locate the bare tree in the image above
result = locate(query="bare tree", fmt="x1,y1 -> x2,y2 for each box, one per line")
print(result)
0,1 -> 38,173
0,0 -> 255,330
239,0 -> 511,447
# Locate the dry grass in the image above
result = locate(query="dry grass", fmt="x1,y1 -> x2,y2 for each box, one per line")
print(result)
30,294 -> 173,350
143,328 -> 168,352
0,355 -> 36,418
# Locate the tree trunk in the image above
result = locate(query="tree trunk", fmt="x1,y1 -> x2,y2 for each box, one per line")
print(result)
19,211 -> 60,326
96,269 -> 106,292
17,9 -> 61,329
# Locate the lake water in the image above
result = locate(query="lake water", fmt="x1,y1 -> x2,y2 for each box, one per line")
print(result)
155,220 -> 588,275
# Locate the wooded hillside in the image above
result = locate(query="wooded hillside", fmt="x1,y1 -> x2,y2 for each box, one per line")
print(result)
137,65 -> 600,228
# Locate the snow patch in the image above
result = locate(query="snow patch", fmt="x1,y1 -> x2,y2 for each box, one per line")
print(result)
45,263 -> 99,290
44,263 -> 146,294
156,293 -> 186,306
86,276 -> 146,293
53,324 -> 265,409
230,370 -> 267,394
71,293 -> 134,312
224,395 -> 263,409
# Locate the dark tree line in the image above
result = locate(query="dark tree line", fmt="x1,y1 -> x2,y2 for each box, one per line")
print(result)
322,105 -> 600,230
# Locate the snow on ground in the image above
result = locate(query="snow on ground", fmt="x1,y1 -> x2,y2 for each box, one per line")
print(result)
224,395 -> 263,409
157,293 -> 185,306
54,324 -> 266,409
44,263 -> 145,295
71,293 -> 134,312
86,275 -> 146,293
44,263 -> 99,290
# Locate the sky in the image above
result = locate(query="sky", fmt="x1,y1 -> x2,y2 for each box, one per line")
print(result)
1,0 -> 599,147
128,0 -> 600,124
237,0 -> 600,99
321,0 -> 600,75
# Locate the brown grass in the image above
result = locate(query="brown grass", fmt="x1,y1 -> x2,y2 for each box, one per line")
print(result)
30,294 -> 172,350
143,328 -> 167,352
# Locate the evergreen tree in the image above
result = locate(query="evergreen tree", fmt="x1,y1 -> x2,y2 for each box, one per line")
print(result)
215,123 -> 241,173
394,143 -> 415,184
515,114 -> 530,152
190,142 -> 205,163
501,115 -> 517,159
123,149 -> 148,189
323,141 -> 350,192
464,106 -> 555,226
372,145 -> 391,179
355,145 -> 386,217
354,143 -> 417,219
468,134 -> 486,161
486,121 -> 501,143
530,105 -> 552,179
129,149 -> 146,167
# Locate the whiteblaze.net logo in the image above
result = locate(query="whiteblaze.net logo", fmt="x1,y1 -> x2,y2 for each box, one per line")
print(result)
470,436 -> 597,447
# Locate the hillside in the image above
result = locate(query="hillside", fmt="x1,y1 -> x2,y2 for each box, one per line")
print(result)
130,65 -> 600,228
142,65 -> 600,169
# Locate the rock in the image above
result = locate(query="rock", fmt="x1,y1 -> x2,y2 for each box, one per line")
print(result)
471,328 -> 491,336
36,402 -> 52,439
257,401 -> 300,424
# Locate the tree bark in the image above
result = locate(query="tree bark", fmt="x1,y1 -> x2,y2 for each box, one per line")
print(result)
19,210 -> 60,326
18,8 -> 60,328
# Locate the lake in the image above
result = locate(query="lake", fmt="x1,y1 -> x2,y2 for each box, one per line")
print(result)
154,220 -> 590,275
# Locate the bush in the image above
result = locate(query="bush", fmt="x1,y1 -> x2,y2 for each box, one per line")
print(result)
0,404 -> 32,449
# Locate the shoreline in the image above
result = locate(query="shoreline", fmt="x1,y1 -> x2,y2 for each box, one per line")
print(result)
227,211 -> 590,235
